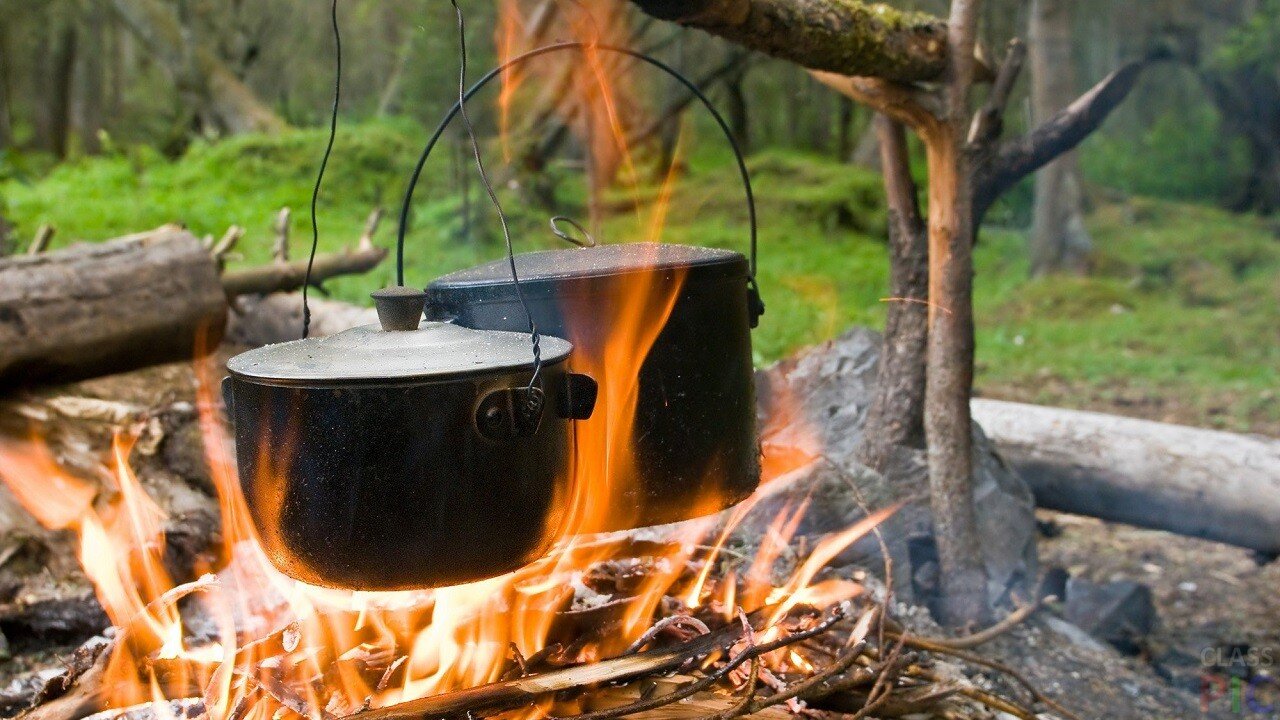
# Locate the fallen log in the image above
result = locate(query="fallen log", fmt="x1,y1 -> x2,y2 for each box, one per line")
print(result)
0,219 -> 387,390
0,227 -> 227,388
971,399 -> 1280,555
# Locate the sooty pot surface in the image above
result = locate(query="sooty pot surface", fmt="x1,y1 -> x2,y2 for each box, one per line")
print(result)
223,318 -> 594,591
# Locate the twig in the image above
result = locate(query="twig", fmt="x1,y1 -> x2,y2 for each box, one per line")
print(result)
28,225 -> 55,255
273,208 -> 291,263
705,613 -> 759,720
541,609 -> 850,720
358,208 -> 383,249
900,637 -> 1083,720
351,608 -> 809,720
622,615 -> 711,656
211,226 -> 246,264
968,38 -> 1027,146
902,594 -> 1045,650
956,686 -> 1038,720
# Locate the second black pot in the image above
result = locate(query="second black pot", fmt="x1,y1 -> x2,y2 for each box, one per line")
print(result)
425,242 -> 761,532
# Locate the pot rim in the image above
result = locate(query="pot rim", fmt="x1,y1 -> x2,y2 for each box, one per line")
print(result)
226,321 -> 572,386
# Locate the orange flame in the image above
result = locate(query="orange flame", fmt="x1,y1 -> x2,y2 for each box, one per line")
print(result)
0,7 -> 901,717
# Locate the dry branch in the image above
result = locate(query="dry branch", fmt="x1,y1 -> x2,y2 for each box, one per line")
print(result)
354,613 -> 761,720
975,52 -> 1167,217
221,239 -> 387,297
272,208 -> 292,263
211,226 -> 246,265
28,225 -> 56,255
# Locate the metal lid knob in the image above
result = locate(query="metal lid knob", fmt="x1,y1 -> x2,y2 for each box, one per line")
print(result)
371,286 -> 426,332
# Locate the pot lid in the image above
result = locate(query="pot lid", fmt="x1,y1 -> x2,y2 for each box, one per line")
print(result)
429,243 -> 747,292
227,321 -> 570,385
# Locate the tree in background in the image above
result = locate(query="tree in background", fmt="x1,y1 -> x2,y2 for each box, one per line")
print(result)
1203,0 -> 1280,213
626,0 -> 1166,625
1029,0 -> 1092,275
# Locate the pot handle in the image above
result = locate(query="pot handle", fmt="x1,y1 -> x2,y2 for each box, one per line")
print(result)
558,373 -> 598,421
475,373 -> 597,441
394,42 -> 764,328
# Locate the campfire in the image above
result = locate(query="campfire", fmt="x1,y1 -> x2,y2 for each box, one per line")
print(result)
0,283 -> 1068,720
0,6 -> 1079,720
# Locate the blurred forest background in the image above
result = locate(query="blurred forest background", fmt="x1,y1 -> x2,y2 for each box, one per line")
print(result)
0,0 -> 1276,434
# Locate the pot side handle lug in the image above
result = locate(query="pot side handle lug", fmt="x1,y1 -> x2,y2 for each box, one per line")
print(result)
558,373 -> 598,420
477,386 -> 546,440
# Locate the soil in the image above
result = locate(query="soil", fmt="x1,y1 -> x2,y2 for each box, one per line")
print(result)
1038,510 -> 1280,711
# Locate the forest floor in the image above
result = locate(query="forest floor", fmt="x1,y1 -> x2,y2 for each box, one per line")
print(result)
3,120 -> 1277,437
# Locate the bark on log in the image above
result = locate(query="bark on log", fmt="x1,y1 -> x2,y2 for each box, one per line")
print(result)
0,228 -> 227,389
627,0 -> 949,83
971,399 -> 1280,555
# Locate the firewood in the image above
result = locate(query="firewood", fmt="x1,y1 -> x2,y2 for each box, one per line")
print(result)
0,215 -> 388,389
0,227 -> 227,389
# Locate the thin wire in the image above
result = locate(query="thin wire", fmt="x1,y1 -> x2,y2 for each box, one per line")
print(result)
302,0 -> 342,340
449,0 -> 542,388
394,42 -> 760,289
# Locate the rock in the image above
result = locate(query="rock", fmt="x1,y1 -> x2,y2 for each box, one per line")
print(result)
753,326 -> 1038,611
1063,578 -> 1157,655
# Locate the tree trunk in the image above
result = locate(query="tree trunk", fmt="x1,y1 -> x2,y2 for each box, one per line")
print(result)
723,61 -> 750,153
106,0 -> 284,136
0,25 -> 12,150
1028,0 -> 1092,276
0,228 -> 227,388
47,23 -> 78,158
857,116 -> 927,473
922,0 -> 989,627
376,33 -> 415,117
835,97 -> 855,161
75,4 -> 107,155
922,122 -> 988,626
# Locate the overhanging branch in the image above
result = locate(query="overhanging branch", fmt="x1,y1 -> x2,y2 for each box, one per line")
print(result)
975,53 -> 1167,216
628,0 -> 948,83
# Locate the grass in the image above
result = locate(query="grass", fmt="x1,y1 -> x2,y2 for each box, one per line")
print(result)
3,121 -> 1276,433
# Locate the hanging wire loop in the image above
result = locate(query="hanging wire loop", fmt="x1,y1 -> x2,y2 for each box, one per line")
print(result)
393,41 -> 761,301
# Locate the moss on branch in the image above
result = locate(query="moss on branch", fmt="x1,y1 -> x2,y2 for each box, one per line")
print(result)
630,0 -> 948,82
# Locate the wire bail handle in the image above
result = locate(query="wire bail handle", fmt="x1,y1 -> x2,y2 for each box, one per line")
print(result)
394,42 -> 765,327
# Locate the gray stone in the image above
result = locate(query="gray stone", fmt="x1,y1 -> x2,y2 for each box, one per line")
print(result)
751,326 -> 1038,610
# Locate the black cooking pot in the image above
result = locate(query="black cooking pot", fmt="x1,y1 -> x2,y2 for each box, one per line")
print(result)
399,43 -> 766,531
425,243 -> 758,531
222,289 -> 597,590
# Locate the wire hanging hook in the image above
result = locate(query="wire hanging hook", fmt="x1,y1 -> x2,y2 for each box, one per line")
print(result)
301,0 -> 342,340
449,0 -> 543,389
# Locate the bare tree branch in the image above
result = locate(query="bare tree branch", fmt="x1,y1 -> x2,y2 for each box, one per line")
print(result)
968,39 -> 1027,146
627,0 -> 949,83
975,54 -> 1166,217
857,116 -> 928,473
